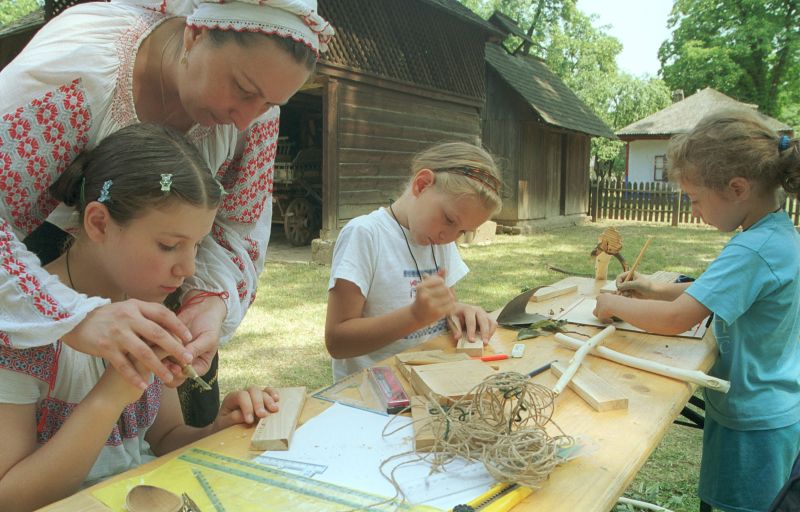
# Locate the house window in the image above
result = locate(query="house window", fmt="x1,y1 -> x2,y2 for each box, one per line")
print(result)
654,155 -> 667,181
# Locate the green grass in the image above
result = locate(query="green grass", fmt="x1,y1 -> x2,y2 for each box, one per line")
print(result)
220,219 -> 730,512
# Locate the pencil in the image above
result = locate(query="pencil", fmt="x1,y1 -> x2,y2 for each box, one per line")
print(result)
623,236 -> 653,283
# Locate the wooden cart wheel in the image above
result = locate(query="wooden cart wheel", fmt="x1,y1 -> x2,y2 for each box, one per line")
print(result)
283,197 -> 319,246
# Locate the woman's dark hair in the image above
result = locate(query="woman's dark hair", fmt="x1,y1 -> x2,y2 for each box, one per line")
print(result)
207,30 -> 317,72
50,123 -> 222,225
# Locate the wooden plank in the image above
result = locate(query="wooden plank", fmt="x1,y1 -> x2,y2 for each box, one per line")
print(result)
410,396 -> 438,451
550,361 -> 629,412
249,387 -> 307,451
456,336 -> 483,357
322,78 -> 339,237
531,284 -> 579,302
408,360 -> 494,404
395,350 -> 470,381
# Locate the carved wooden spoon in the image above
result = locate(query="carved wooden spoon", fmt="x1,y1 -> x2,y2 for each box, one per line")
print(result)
125,485 -> 183,512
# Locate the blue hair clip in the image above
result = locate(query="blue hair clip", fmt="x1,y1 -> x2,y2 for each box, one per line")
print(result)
778,135 -> 791,152
160,173 -> 173,192
97,180 -> 112,203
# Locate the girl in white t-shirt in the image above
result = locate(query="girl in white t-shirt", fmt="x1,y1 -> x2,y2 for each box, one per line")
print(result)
0,124 -> 280,511
325,142 -> 503,380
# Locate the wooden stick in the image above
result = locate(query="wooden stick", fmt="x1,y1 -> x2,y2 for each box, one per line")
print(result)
623,236 -> 653,283
552,325 -> 615,395
554,333 -> 730,393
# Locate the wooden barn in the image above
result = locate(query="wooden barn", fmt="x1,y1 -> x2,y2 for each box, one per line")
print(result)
283,0 -> 503,247
0,0 -> 502,247
482,21 -> 614,231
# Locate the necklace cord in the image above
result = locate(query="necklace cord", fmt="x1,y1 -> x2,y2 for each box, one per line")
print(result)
388,204 -> 438,279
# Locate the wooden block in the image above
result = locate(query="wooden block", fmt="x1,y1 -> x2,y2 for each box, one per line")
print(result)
530,284 -> 579,302
409,360 -> 494,404
395,350 -> 470,380
250,386 -> 307,451
456,336 -> 483,357
410,396 -> 438,451
550,361 -> 628,412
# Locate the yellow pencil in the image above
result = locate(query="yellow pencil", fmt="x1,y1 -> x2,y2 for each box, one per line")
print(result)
623,236 -> 653,283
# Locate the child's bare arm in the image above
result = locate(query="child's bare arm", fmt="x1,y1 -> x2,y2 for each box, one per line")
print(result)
594,292 -> 710,335
325,275 -> 453,359
615,272 -> 691,300
0,371 -> 146,511
145,386 -> 279,455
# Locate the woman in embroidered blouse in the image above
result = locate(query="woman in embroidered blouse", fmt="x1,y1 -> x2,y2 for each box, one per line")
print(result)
0,0 -> 333,422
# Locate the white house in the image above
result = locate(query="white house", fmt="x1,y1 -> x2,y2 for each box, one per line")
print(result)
617,87 -> 793,183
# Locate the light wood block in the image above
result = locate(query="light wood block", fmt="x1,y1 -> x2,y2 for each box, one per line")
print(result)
410,396 -> 438,451
531,284 -> 579,302
456,336 -> 483,357
550,361 -> 628,412
395,350 -> 470,380
249,386 -> 307,450
409,359 -> 494,404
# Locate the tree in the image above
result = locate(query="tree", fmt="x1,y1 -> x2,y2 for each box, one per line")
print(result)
659,0 -> 800,118
459,1 -> 673,178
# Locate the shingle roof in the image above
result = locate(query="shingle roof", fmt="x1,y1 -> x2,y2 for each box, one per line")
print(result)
488,11 -> 533,43
417,0 -> 505,38
484,43 -> 615,138
617,87 -> 792,137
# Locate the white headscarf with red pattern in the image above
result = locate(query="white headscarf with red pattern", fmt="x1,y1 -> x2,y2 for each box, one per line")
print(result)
116,0 -> 334,55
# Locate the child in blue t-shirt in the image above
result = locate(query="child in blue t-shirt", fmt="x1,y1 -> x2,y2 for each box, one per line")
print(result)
594,109 -> 800,512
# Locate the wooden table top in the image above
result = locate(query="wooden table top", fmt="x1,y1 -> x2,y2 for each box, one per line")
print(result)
40,276 -> 716,512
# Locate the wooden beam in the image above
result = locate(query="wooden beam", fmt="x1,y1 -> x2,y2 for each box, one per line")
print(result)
249,387 -> 307,451
550,361 -> 628,412
320,78 -> 339,240
530,284 -> 578,302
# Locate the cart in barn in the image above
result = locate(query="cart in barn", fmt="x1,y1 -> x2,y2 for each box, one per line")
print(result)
272,138 -> 322,246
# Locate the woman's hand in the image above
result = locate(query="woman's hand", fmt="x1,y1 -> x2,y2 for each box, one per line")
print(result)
213,386 -> 280,431
451,302 -> 497,342
61,300 -> 193,390
177,291 -> 227,377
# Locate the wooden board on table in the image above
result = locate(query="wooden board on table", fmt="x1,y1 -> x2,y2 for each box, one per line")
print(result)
456,336 -> 483,357
395,350 -> 470,380
409,359 -> 494,404
531,284 -> 579,302
551,361 -> 628,412
410,395 -> 438,451
250,386 -> 306,451
557,297 -> 708,339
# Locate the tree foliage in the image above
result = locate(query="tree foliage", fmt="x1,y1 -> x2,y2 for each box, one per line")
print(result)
659,0 -> 800,121
460,0 -> 673,178
0,0 -> 40,27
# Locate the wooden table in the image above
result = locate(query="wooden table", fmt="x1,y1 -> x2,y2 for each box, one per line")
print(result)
40,276 -> 716,512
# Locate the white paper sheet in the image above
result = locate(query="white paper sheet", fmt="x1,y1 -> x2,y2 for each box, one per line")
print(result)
257,403 -> 496,510
557,297 -> 708,339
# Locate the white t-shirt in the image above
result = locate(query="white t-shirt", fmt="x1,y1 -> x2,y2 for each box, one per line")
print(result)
0,342 -> 160,487
328,207 -> 469,380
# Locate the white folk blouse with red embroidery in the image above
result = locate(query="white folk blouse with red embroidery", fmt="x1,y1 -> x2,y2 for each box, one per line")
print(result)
0,1 -> 277,348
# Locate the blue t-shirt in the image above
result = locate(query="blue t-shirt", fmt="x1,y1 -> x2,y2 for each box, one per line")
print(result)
686,211 -> 800,430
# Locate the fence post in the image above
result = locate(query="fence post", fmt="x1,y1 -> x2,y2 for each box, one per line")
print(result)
671,186 -> 680,226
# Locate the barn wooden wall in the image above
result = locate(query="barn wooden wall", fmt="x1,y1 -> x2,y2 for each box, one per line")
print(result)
482,71 -> 591,225
324,78 -> 482,234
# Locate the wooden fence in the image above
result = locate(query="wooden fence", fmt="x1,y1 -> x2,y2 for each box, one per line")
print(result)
589,179 -> 800,227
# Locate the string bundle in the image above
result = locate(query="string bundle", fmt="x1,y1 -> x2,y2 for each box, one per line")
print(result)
383,371 -> 573,499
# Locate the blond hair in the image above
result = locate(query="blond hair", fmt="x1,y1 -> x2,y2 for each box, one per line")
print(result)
409,142 -> 503,213
667,109 -> 800,195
